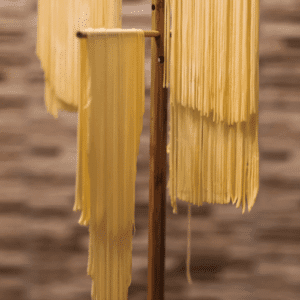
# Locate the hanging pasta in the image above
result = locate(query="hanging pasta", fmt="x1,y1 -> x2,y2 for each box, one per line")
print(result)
36,0 -> 122,118
165,0 -> 259,123
78,28 -> 145,300
164,0 -> 260,283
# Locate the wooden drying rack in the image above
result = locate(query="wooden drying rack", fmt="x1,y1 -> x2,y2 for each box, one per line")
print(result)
77,0 -> 169,299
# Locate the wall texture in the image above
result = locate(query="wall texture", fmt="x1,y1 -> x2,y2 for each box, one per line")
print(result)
1,0 -> 300,299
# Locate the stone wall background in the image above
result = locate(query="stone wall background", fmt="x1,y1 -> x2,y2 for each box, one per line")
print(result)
1,0 -> 300,299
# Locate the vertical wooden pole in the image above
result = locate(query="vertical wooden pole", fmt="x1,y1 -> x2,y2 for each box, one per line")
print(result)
147,0 -> 167,299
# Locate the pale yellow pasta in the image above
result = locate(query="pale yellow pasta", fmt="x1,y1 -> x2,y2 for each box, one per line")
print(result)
78,28 -> 145,300
164,0 -> 259,123
36,0 -> 122,117
37,3 -> 144,300
165,0 -> 260,284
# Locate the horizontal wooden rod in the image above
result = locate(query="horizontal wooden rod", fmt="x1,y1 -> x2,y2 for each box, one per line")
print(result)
76,30 -> 172,39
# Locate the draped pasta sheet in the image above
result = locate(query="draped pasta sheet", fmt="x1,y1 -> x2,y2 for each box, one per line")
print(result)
77,29 -> 145,300
164,0 -> 260,283
36,0 -> 122,118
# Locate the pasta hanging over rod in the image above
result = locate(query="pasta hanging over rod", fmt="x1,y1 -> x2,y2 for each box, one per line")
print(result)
36,0 -> 122,117
164,0 -> 259,124
78,28 -> 145,300
164,0 -> 260,283
37,2 -> 141,300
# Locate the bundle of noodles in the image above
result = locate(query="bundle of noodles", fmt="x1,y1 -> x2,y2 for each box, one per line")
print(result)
164,0 -> 260,283
77,28 -> 145,299
36,0 -> 122,117
37,1 -> 141,299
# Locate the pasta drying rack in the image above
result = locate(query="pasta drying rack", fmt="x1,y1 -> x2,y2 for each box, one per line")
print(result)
77,0 -> 169,299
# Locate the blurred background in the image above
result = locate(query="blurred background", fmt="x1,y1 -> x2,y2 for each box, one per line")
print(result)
1,0 -> 300,299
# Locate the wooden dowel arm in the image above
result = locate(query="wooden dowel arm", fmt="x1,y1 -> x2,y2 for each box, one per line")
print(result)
76,30 -> 172,39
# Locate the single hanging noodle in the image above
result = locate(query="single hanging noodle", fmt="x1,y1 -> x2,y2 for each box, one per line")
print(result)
209,0 -> 214,118
223,0 -> 230,124
105,31 -> 114,299
181,0 -> 187,107
241,1 -> 249,122
215,123 -> 221,203
178,0 -> 183,106
216,0 -> 220,122
188,0 -> 193,109
234,0 -> 242,123
219,0 -> 226,123
163,0 -> 171,88
235,122 -> 244,207
185,0 -> 190,108
241,123 -> 247,214
199,0 -> 205,113
223,123 -> 229,204
194,0 -> 200,111
204,0 -> 210,116
212,0 -> 217,122
211,118 -> 216,203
